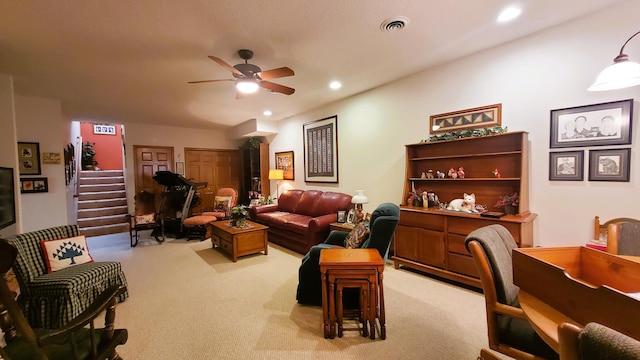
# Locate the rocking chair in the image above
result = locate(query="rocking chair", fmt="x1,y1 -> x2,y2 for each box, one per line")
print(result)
126,190 -> 165,247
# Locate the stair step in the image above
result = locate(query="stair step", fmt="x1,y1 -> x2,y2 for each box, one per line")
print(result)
78,190 -> 127,201
78,198 -> 127,209
78,206 -> 129,218
80,223 -> 130,237
79,176 -> 125,185
80,170 -> 124,178
78,214 -> 129,228
79,183 -> 125,192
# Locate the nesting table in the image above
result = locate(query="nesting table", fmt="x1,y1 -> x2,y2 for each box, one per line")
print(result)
319,248 -> 386,340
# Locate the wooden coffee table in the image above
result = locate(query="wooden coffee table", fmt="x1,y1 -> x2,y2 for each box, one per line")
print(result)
209,219 -> 268,262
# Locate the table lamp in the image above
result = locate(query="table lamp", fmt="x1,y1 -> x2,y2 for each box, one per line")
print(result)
351,190 -> 369,222
268,169 -> 284,200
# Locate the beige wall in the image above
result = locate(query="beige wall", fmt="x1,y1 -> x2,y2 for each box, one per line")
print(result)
268,1 -> 640,247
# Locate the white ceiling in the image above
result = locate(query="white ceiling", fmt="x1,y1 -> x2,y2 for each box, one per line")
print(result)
0,0 -> 626,131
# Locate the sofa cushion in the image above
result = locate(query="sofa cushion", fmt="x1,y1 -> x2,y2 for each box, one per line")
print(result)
295,190 -> 323,217
40,235 -> 94,273
255,211 -> 291,226
312,191 -> 353,217
277,189 -> 304,213
345,222 -> 370,248
283,214 -> 314,235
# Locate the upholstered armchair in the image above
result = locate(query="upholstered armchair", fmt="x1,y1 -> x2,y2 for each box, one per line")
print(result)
464,224 -> 558,360
183,187 -> 238,240
606,221 -> 640,256
0,239 -> 128,360
3,225 -> 128,329
296,203 -> 399,306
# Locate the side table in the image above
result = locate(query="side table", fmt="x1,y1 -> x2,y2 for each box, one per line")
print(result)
329,222 -> 355,232
319,248 -> 386,340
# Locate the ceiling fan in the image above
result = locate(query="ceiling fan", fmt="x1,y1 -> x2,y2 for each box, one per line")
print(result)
189,49 -> 295,98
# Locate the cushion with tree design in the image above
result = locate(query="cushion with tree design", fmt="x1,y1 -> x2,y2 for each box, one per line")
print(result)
40,235 -> 94,273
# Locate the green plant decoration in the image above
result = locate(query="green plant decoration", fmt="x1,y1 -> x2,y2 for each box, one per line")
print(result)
422,126 -> 508,143
81,141 -> 98,169
230,205 -> 249,227
239,136 -> 264,150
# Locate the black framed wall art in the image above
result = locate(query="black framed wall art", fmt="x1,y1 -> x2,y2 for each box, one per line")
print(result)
588,148 -> 631,182
17,142 -> 41,175
549,151 -> 584,181
303,115 -> 338,183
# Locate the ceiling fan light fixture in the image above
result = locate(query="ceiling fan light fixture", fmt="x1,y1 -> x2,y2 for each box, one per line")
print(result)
236,80 -> 259,94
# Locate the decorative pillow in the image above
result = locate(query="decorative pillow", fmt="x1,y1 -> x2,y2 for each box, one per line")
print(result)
40,235 -> 94,273
135,213 -> 155,225
214,196 -> 232,215
344,222 -> 370,249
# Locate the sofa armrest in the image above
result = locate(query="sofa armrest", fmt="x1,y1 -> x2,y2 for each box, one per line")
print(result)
249,204 -> 279,218
308,213 -> 338,234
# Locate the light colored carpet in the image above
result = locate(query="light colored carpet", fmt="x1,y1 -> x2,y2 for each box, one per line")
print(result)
87,232 -> 493,359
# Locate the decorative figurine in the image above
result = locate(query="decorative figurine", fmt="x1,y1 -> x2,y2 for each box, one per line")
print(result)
426,169 -> 434,179
421,172 -> 427,179
492,168 -> 501,178
457,167 -> 465,179
448,168 -> 457,179
427,190 -> 439,208
436,170 -> 445,178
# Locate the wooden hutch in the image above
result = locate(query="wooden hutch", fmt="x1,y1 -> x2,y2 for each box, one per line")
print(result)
392,131 -> 537,288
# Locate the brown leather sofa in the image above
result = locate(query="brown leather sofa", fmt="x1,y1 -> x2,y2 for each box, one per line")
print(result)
249,189 -> 352,254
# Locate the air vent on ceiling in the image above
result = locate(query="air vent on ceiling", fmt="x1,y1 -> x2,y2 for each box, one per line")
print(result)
380,16 -> 409,32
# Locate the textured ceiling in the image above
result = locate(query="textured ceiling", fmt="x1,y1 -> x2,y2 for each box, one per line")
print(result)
0,0 -> 626,130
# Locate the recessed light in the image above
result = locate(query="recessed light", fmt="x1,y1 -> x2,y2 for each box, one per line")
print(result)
329,81 -> 342,90
497,7 -> 521,23
263,110 -> 272,116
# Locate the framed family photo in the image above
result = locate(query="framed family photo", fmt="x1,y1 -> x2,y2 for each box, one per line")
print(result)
17,142 -> 41,175
549,151 -> 584,181
550,99 -> 633,148
20,177 -> 48,193
588,148 -> 631,182
275,151 -> 294,180
303,115 -> 338,183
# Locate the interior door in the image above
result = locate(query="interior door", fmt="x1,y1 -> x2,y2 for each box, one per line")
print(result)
133,145 -> 174,195
185,148 -> 240,214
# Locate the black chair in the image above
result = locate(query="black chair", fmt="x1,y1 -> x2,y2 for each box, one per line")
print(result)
465,224 -> 558,360
126,190 -> 165,247
296,202 -> 399,306
559,322 -> 640,360
0,239 -> 128,360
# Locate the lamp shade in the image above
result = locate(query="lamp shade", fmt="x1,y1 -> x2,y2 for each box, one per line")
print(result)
268,169 -> 284,180
351,190 -> 369,204
588,59 -> 640,91
236,80 -> 259,94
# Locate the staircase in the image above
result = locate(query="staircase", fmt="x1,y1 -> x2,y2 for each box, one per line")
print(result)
77,170 -> 130,237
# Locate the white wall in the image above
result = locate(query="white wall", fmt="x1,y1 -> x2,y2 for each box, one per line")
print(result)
0,74 -> 20,236
14,95 -> 69,232
269,2 -> 640,247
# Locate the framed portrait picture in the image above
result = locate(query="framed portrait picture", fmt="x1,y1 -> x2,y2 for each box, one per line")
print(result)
337,210 -> 346,223
275,151 -> 294,180
549,151 -> 584,181
20,177 -> 48,193
303,115 -> 338,183
430,103 -> 501,133
550,99 -> 633,148
588,148 -> 631,182
17,142 -> 41,175
346,209 -> 355,224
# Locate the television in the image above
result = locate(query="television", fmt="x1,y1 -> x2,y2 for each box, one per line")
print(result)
0,167 -> 16,230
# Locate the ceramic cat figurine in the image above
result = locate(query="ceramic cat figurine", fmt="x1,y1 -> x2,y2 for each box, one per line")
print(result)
446,193 -> 478,213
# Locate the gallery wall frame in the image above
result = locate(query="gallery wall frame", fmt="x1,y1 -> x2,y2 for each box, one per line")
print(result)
17,142 -> 41,175
275,151 -> 295,180
549,150 -> 584,181
429,103 -> 502,134
20,177 -> 48,193
550,99 -> 633,148
303,115 -> 338,183
588,148 -> 631,182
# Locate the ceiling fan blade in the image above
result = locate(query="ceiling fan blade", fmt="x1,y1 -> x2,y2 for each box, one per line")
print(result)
208,56 -> 244,77
260,81 -> 295,95
188,79 -> 234,84
258,67 -> 294,80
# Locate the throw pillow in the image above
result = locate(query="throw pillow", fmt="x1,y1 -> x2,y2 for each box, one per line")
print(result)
40,235 -> 94,273
135,213 -> 155,225
344,222 -> 370,249
214,196 -> 232,215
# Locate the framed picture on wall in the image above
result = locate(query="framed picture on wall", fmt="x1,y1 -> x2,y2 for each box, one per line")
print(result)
20,177 -> 48,193
275,151 -> 294,180
549,151 -> 584,181
303,115 -> 338,183
550,99 -> 633,148
588,148 -> 631,182
17,142 -> 41,175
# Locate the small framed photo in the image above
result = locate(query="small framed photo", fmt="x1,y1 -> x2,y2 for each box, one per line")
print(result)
550,99 -> 633,148
337,210 -> 346,223
175,162 -> 185,176
17,142 -> 41,175
549,151 -> 584,181
588,148 -> 631,182
346,209 -> 355,224
20,177 -> 48,193
249,199 -> 260,207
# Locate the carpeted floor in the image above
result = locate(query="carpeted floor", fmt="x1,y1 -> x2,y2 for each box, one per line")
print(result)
87,231 -> 494,359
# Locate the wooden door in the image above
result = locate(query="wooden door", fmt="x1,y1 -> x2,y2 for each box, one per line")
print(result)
133,145 -> 174,195
185,148 -> 240,213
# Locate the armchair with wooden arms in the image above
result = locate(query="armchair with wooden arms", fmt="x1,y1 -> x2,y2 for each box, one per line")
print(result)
558,322 -> 640,360
126,190 -> 165,247
593,216 -> 640,245
0,239 -> 128,360
465,224 -> 558,360
183,187 -> 238,240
